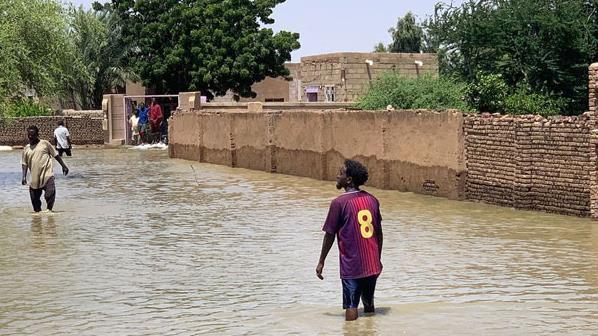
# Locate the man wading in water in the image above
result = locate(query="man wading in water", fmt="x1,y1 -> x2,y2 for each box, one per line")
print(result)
21,125 -> 69,213
316,159 -> 383,321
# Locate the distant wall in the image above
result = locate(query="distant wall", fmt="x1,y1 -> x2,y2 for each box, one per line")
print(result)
62,110 -> 103,118
0,116 -> 104,146
300,52 -> 438,102
239,77 -> 291,102
169,108 -> 466,199
464,114 -> 592,216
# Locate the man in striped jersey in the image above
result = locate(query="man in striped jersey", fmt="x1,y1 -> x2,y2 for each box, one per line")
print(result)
316,159 -> 383,321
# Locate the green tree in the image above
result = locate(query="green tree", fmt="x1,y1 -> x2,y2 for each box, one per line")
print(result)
425,0 -> 598,114
109,0 -> 300,99
388,12 -> 424,53
0,0 -> 73,114
373,42 -> 388,53
65,5 -> 133,109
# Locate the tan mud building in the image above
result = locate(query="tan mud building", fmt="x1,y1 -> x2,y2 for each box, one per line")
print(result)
215,52 -> 438,103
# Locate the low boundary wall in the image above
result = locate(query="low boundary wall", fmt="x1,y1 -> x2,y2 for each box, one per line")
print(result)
0,116 -> 104,146
169,109 -> 466,200
464,114 -> 592,216
169,107 -> 598,218
169,62 -> 598,218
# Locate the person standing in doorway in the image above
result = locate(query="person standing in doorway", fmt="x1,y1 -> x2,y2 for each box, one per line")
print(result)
137,102 -> 149,144
149,98 -> 163,144
22,125 -> 69,213
129,110 -> 140,145
53,121 -> 72,157
316,159 -> 383,321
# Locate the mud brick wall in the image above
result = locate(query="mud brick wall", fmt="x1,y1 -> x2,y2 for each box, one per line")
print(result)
0,116 -> 104,146
463,115 -> 517,207
465,114 -> 592,216
169,108 -> 466,199
300,53 -> 438,102
589,64 -> 598,218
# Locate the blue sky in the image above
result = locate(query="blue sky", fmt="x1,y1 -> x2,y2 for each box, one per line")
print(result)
68,0 -> 463,61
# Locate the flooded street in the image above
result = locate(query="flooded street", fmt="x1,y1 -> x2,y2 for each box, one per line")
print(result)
0,149 -> 597,335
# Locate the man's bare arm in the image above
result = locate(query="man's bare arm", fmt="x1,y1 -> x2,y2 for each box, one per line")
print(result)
54,155 -> 69,176
21,165 -> 28,185
316,232 -> 335,280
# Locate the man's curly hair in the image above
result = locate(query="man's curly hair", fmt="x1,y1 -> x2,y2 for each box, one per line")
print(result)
345,159 -> 369,187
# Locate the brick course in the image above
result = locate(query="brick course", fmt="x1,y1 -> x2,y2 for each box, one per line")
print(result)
0,116 -> 104,146
464,113 -> 592,216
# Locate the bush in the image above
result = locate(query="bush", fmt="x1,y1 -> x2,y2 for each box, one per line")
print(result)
356,73 -> 471,111
504,87 -> 566,117
2,99 -> 53,118
466,73 -> 509,113
356,71 -> 568,116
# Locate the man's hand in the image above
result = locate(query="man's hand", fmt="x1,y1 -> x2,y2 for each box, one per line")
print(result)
316,262 -> 324,280
21,178 -> 27,186
62,166 -> 69,176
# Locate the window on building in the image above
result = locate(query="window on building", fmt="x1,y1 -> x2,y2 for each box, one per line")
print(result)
325,86 -> 336,102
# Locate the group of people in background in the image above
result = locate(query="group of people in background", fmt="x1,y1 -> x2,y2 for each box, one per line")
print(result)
129,98 -> 171,145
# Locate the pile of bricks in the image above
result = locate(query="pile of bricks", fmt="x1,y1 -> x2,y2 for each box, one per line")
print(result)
465,113 -> 592,216
0,116 -> 104,146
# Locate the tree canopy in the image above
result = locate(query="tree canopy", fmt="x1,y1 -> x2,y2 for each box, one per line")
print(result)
110,0 -> 300,99
0,0 -> 133,116
0,0 -> 72,102
375,12 -> 425,53
65,5 -> 133,109
425,0 -> 598,114
388,12 -> 424,53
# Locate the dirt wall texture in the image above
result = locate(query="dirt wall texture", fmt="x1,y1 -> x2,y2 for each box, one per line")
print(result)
464,113 -> 592,216
587,63 -> 598,218
0,116 -> 104,146
169,109 -> 466,199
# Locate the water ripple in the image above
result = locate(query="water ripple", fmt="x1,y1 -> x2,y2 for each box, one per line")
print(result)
0,149 -> 596,335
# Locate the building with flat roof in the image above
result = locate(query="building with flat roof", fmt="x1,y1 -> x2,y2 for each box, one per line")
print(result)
298,52 -> 437,103
130,52 -> 439,103
214,52 -> 438,103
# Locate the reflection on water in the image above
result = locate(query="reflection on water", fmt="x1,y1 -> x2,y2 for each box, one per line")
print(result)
0,149 -> 596,335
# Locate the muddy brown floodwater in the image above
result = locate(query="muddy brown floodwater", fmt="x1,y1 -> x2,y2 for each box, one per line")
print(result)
0,149 -> 596,335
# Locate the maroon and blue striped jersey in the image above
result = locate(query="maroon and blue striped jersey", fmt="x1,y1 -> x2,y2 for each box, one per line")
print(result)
323,190 -> 383,279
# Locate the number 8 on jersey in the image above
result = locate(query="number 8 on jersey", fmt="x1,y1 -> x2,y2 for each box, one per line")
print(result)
357,209 -> 374,239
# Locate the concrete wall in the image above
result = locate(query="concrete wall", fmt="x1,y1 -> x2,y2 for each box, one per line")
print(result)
0,116 -> 104,146
169,108 -> 465,199
464,114 -> 593,216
